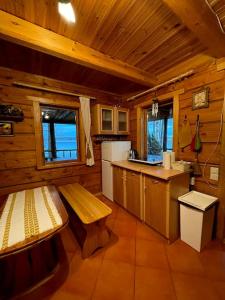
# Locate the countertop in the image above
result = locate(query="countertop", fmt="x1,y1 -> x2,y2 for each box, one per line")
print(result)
111,160 -> 189,180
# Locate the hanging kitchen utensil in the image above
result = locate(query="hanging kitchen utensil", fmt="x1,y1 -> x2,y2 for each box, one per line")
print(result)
179,115 -> 192,151
191,115 -> 202,152
191,115 -> 202,176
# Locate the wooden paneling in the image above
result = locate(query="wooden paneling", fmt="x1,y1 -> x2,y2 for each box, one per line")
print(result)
128,60 -> 225,238
162,0 -> 225,58
0,10 -> 157,87
0,39 -> 148,96
0,67 -> 117,196
0,0 -> 208,86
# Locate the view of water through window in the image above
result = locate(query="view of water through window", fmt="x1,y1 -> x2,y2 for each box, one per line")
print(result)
147,103 -> 173,162
41,106 -> 78,162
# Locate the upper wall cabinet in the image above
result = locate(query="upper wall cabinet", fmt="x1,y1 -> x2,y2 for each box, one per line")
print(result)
92,104 -> 129,135
116,107 -> 129,135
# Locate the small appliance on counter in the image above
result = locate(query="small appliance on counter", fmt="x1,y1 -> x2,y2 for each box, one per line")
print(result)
128,148 -> 138,159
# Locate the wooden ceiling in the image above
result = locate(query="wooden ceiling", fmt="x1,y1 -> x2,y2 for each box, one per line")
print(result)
0,39 -> 147,95
0,0 -> 224,96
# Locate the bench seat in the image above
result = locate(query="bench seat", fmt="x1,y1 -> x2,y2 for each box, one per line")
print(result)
58,183 -> 112,258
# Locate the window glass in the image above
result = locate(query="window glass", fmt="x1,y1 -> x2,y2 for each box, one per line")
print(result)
41,106 -> 78,163
146,102 -> 173,162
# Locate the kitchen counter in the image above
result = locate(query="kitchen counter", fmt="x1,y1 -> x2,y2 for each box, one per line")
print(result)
111,160 -> 188,180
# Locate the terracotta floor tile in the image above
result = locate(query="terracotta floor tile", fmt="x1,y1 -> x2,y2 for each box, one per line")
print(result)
166,240 -> 205,276
136,239 -> 169,270
60,226 -> 79,253
172,272 -> 219,300
135,266 -> 176,300
92,260 -> 134,300
212,280 -> 225,300
60,251 -> 102,299
113,218 -> 137,238
116,207 -> 138,223
136,221 -> 167,244
104,236 -> 135,265
46,289 -> 90,300
204,239 -> 224,251
105,217 -> 115,231
200,249 -> 225,281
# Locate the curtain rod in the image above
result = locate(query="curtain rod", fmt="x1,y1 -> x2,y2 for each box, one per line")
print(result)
126,70 -> 195,102
13,81 -> 96,99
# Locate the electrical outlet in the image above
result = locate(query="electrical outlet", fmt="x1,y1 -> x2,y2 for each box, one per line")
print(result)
210,167 -> 219,181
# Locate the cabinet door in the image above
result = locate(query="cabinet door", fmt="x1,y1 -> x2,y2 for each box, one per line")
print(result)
113,166 -> 124,206
144,176 -> 167,237
126,170 -> 141,218
116,108 -> 129,135
100,106 -> 115,134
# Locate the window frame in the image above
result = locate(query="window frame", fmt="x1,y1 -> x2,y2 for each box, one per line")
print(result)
33,97 -> 85,170
135,90 -> 183,160
146,102 -> 173,160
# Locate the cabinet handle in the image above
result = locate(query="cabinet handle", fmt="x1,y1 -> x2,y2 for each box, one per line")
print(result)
152,180 -> 159,184
131,173 -> 136,176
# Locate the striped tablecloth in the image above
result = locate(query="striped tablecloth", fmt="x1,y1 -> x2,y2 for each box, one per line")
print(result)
0,186 -> 62,251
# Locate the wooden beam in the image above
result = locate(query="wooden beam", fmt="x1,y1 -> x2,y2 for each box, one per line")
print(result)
162,0 -> 225,58
0,10 -> 157,87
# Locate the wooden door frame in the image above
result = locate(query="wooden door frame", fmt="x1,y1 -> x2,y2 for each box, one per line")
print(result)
135,89 -> 184,160
218,86 -> 225,242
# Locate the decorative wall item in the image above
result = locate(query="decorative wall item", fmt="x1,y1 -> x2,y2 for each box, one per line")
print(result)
0,104 -> 24,121
192,88 -> 209,110
0,122 -> 14,136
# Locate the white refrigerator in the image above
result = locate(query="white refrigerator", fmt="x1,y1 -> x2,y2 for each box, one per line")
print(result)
101,141 -> 131,201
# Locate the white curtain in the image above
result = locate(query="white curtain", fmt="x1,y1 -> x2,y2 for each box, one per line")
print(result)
79,97 -> 95,166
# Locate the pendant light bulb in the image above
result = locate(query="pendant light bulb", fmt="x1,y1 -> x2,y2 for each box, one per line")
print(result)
58,0 -> 76,23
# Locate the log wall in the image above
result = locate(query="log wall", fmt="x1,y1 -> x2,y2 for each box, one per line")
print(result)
128,60 -> 225,237
0,67 -> 117,196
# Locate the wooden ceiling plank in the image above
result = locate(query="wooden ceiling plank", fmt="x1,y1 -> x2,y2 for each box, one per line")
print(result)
124,14 -> 184,66
70,0 -> 98,43
136,28 -> 199,70
156,54 -> 214,83
149,43 -> 206,75
162,0 -> 225,58
99,0 -> 153,54
112,2 -> 168,61
79,0 -> 118,47
91,0 -> 136,50
0,10 -> 157,87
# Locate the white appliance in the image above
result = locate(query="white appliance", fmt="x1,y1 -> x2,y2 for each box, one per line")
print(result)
178,191 -> 218,251
101,141 -> 131,201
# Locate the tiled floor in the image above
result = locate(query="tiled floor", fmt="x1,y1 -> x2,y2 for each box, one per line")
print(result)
44,196 -> 225,300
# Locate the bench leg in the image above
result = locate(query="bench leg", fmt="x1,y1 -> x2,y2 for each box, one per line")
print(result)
82,218 -> 110,258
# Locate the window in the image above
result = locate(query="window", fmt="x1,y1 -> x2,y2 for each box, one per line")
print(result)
41,106 -> 79,163
33,99 -> 85,169
146,102 -> 173,162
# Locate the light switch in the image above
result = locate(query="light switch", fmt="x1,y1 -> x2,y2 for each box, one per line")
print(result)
210,167 -> 219,181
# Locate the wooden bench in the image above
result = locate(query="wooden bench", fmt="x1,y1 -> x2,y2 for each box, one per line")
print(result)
58,183 -> 112,258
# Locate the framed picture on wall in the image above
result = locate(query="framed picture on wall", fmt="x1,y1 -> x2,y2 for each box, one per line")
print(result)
0,121 -> 14,136
192,87 -> 209,110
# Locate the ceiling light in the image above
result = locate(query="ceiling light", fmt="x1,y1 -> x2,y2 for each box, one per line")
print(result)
58,0 -> 76,23
44,113 -> 50,120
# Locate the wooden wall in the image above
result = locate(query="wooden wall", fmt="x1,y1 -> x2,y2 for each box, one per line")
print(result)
0,67 -> 118,196
128,60 -> 225,237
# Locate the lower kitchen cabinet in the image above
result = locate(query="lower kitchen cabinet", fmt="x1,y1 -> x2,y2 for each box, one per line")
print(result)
144,176 -> 167,237
125,170 -> 141,218
113,166 -> 124,207
112,164 -> 190,242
